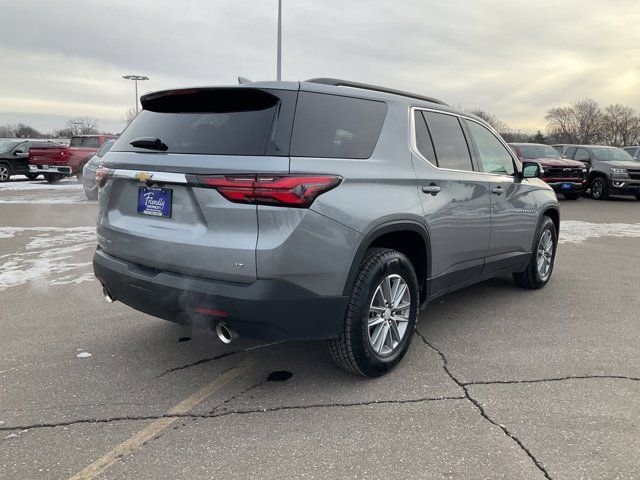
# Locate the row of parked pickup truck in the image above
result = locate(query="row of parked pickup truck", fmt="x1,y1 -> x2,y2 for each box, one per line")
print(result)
0,134 -> 116,183
509,142 -> 640,200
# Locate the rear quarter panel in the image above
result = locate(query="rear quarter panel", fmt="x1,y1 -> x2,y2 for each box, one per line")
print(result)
285,99 -> 424,296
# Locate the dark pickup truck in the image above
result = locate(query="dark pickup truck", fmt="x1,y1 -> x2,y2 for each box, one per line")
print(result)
0,139 -> 63,182
564,145 -> 640,200
29,135 -> 117,183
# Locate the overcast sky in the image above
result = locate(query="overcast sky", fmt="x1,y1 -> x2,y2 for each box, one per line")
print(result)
1,0 -> 639,134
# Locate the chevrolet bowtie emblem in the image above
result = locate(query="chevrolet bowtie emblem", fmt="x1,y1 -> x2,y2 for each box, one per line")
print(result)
135,172 -> 153,182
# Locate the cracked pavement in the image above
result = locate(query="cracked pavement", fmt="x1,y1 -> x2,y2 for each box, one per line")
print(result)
1,182 -> 639,479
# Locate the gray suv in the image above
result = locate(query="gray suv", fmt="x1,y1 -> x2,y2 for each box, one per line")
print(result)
564,145 -> 640,200
93,79 -> 559,377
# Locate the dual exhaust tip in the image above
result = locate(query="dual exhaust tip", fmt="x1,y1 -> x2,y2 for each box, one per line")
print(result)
103,287 -> 115,304
103,286 -> 238,344
215,322 -> 238,344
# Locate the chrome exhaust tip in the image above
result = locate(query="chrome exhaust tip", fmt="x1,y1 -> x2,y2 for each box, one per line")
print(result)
103,287 -> 115,304
215,322 -> 238,344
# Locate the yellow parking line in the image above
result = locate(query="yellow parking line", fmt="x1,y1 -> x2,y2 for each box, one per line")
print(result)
68,358 -> 254,480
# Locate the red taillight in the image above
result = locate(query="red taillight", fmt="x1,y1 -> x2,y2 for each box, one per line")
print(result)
194,306 -> 228,317
196,175 -> 341,208
96,167 -> 110,188
60,150 -> 69,159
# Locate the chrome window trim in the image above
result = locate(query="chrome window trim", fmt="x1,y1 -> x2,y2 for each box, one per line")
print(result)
409,106 -> 520,177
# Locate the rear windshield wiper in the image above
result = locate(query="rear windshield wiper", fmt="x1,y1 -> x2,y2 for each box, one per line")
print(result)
129,137 -> 168,152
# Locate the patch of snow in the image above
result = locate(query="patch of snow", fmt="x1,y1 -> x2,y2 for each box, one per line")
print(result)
0,180 -> 82,191
0,192 -> 87,204
76,351 -> 92,358
0,226 -> 96,290
560,220 -> 640,244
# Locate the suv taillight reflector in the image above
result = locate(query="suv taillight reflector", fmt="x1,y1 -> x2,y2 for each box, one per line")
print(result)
196,175 -> 341,208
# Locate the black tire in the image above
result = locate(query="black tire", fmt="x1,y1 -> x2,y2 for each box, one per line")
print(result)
44,173 -> 64,184
0,163 -> 11,182
25,172 -> 39,180
84,187 -> 98,201
563,192 -> 580,200
328,248 -> 419,377
513,216 -> 557,290
635,193 -> 640,201
590,177 -> 609,200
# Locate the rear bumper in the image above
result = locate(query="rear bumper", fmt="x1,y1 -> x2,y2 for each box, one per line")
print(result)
93,248 -> 349,341
29,164 -> 73,175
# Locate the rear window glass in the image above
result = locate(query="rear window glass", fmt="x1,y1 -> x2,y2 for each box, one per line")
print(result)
290,92 -> 387,159
114,88 -> 296,156
70,137 -> 100,148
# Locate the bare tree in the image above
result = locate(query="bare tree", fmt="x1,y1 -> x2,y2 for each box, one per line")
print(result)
124,107 -> 137,125
0,123 -> 42,138
600,104 -> 640,146
66,116 -> 99,135
545,99 -> 602,144
500,130 -> 534,143
467,109 -> 508,133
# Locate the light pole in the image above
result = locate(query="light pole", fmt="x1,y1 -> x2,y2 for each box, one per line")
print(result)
122,75 -> 149,114
277,0 -> 282,81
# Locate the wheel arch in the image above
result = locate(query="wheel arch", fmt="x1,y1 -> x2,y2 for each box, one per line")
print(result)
342,221 -> 431,300
588,170 -> 607,182
542,205 -> 560,235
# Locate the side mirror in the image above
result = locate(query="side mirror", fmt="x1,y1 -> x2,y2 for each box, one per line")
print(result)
578,157 -> 590,163
522,161 -> 543,179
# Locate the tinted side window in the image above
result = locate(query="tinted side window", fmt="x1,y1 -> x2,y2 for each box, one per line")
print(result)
15,142 -> 30,152
291,92 -> 387,159
97,140 -> 115,157
564,146 -> 577,158
467,121 -> 514,175
423,111 -> 473,171
575,148 -> 590,161
414,111 -> 436,163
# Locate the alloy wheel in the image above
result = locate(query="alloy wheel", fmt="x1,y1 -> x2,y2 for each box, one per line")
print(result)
367,274 -> 411,356
591,180 -> 602,199
536,229 -> 554,280
0,166 -> 9,181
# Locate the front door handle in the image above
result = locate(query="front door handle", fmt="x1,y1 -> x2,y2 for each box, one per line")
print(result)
422,184 -> 441,195
492,186 -> 504,195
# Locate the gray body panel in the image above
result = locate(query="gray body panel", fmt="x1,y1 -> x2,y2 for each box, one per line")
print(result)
95,80 -> 559,339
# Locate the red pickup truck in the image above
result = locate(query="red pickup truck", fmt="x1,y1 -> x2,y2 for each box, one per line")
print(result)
29,135 -> 117,183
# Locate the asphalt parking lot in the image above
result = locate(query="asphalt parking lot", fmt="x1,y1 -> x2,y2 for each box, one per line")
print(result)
1,177 -> 639,480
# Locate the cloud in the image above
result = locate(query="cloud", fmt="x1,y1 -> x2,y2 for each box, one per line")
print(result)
1,0 -> 639,132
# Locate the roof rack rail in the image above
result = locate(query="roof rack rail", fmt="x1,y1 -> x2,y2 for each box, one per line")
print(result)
305,78 -> 448,106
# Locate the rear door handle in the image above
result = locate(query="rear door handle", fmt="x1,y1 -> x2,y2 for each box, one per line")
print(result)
422,184 -> 441,195
492,186 -> 504,195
